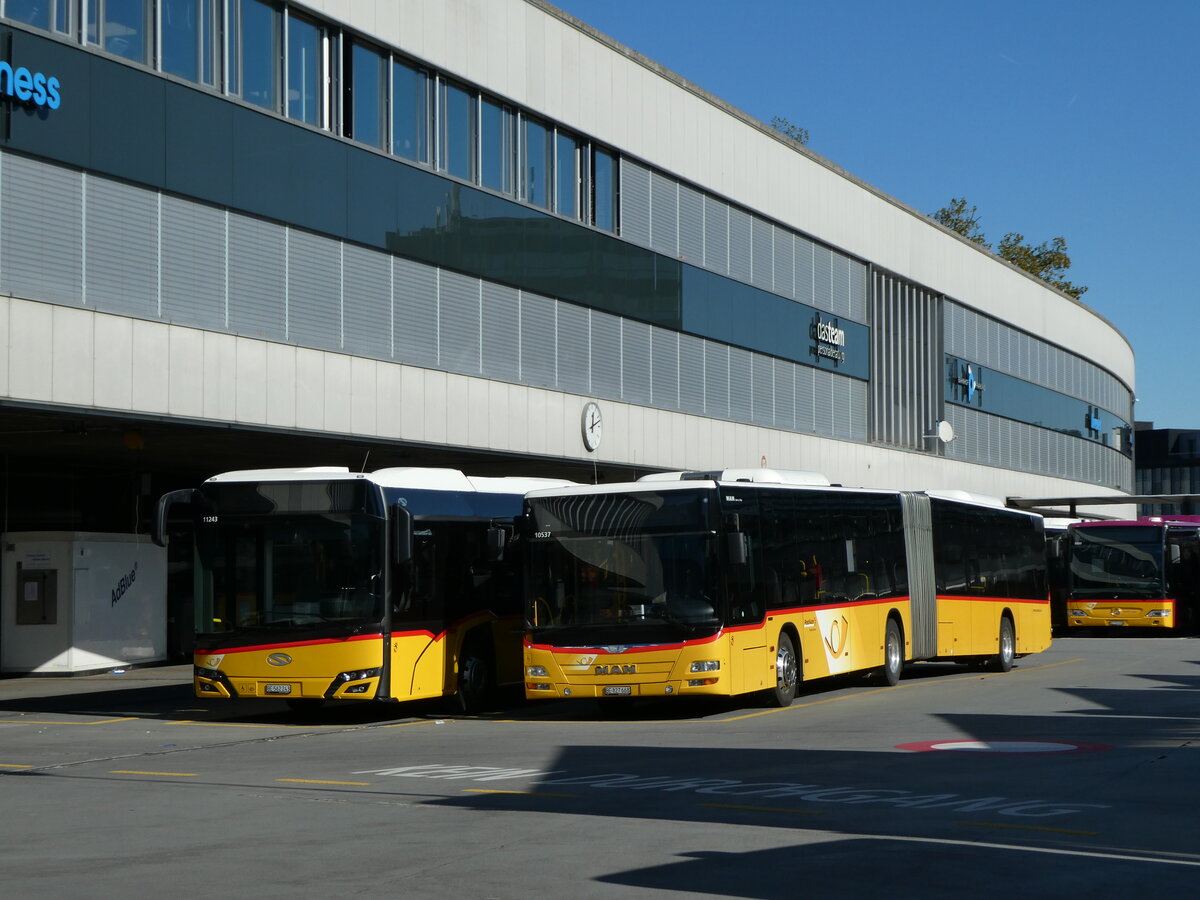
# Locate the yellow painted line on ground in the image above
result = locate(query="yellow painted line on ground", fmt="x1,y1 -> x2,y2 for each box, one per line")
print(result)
462,788 -> 578,798
277,778 -> 372,786
0,763 -> 33,769
719,658 -> 1086,723
110,770 -> 199,777
959,820 -> 1099,836
175,720 -> 296,728
701,802 -> 821,816
381,719 -> 442,729
0,716 -> 138,727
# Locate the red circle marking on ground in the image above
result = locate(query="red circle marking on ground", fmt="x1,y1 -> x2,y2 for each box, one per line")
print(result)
896,740 -> 1112,754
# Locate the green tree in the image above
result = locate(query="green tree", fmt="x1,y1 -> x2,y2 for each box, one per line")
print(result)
932,197 -> 990,248
770,116 -> 809,145
996,233 -> 1087,299
931,198 -> 1088,299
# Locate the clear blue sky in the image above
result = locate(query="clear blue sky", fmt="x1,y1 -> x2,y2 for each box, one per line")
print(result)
551,0 -> 1199,429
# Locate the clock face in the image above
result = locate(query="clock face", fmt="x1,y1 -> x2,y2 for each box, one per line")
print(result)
581,402 -> 602,451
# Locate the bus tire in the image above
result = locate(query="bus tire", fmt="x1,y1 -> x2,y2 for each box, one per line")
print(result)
992,617 -> 1016,672
882,619 -> 903,687
766,632 -> 799,707
452,638 -> 495,714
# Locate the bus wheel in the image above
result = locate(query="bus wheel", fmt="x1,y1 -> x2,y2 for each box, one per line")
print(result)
453,642 -> 494,714
992,618 -> 1016,672
882,619 -> 903,686
766,633 -> 799,707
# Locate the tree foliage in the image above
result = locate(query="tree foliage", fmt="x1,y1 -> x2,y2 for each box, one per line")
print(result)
770,116 -> 809,146
932,197 -> 1088,299
932,198 -> 990,248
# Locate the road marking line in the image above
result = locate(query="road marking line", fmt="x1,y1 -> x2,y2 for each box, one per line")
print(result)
702,802 -> 821,815
109,770 -> 199,777
277,778 -> 372,786
0,717 -> 138,726
858,832 -> 1200,868
0,763 -> 33,768
381,720 -> 441,729
959,820 -> 1099,836
462,789 -> 578,798
175,721 -> 294,728
719,658 -> 1085,722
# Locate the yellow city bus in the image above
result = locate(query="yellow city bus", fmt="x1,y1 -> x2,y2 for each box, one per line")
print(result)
153,467 -> 573,712
1060,518 -> 1200,632
522,470 -> 1050,706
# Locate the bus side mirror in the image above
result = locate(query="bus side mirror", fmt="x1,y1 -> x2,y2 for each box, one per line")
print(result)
392,505 -> 413,564
1169,544 -> 1182,564
151,489 -> 197,547
486,525 -> 508,562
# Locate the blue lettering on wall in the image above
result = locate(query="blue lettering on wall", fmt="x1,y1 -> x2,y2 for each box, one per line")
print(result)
111,561 -> 138,606
0,60 -> 61,110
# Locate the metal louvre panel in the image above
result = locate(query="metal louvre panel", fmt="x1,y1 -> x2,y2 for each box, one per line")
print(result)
161,195 -> 226,328
849,379 -> 868,442
1,153 -> 83,305
555,301 -> 589,395
750,217 -> 773,291
794,234 -> 815,305
704,341 -> 729,419
729,346 -> 752,423
589,310 -> 622,399
437,269 -> 481,374
848,259 -> 868,322
900,493 -> 937,660
287,229 -> 342,351
728,206 -> 752,284
830,252 -> 851,319
831,374 -> 853,440
677,184 -> 704,267
773,229 -> 795,299
621,318 -> 652,405
678,332 -> 705,414
649,170 -> 678,259
85,176 -> 158,318
619,158 -> 652,248
651,326 -> 679,410
343,242 -> 392,361
519,291 -> 557,387
774,358 -> 795,431
702,194 -> 728,274
751,354 -> 772,425
812,368 -> 834,436
812,243 -> 833,313
228,215 -> 286,340
795,364 -> 815,433
481,280 -> 520,383
393,255 -> 438,368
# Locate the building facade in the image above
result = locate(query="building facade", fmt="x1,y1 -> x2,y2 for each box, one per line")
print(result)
0,0 -> 1135,658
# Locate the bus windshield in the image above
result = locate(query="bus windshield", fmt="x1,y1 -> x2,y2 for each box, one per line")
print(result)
196,512 -> 385,641
526,489 -> 720,642
1069,526 -> 1165,599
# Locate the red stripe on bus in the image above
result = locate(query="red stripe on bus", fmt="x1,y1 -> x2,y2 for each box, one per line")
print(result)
198,632 -> 385,655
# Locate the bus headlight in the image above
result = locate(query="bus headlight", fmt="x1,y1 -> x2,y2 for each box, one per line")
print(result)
1147,609 -> 1171,617
526,666 -> 548,677
689,660 -> 720,673
1068,609 -> 1087,617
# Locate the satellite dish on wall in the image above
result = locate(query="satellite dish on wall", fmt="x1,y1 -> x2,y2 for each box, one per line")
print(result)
925,420 -> 956,444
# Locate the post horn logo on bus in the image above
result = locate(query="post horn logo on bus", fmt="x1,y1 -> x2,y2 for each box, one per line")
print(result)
267,653 -> 293,667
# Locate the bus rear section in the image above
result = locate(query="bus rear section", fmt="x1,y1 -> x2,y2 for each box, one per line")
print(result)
155,466 -> 573,711
1063,520 -> 1200,631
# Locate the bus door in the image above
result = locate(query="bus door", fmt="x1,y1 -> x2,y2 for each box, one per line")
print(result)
1166,529 -> 1200,632
721,490 -> 769,694
390,523 -> 448,700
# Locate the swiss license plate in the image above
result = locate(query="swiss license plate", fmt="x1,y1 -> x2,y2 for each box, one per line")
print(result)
1106,621 -> 1126,626
602,685 -> 632,696
264,683 -> 293,694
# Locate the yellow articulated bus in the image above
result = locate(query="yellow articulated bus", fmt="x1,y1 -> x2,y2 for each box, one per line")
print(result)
153,467 -> 573,712
522,470 -> 1050,707
1059,518 -> 1200,632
